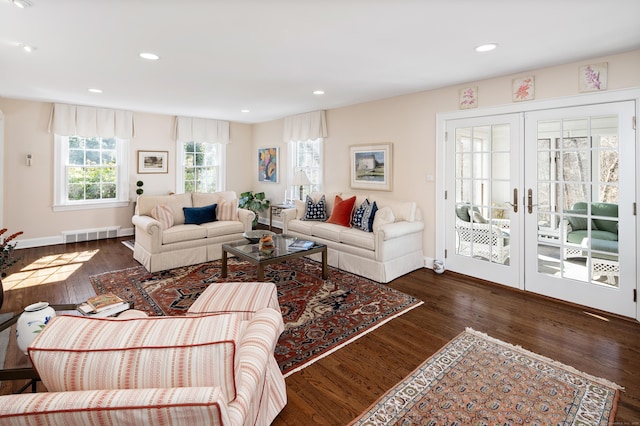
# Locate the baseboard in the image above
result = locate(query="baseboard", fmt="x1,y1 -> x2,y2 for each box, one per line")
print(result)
16,227 -> 135,249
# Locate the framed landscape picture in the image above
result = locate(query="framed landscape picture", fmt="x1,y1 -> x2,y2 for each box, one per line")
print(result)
258,147 -> 278,183
137,151 -> 168,174
350,143 -> 393,191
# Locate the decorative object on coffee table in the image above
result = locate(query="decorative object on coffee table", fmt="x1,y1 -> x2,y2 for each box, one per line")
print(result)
16,302 -> 56,354
242,229 -> 275,244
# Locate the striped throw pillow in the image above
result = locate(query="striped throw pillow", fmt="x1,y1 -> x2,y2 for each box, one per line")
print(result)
150,204 -> 174,230
217,199 -> 238,221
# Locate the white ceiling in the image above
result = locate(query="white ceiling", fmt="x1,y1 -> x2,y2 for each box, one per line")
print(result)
1,0 -> 639,124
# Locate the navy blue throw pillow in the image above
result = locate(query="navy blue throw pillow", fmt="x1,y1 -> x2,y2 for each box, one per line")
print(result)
352,199 -> 378,232
183,203 -> 217,225
303,195 -> 327,221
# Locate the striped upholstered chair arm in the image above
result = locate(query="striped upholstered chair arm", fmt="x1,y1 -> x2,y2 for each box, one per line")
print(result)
0,387 -> 230,425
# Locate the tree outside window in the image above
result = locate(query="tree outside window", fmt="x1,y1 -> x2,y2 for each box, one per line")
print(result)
182,142 -> 221,193
66,136 -> 118,201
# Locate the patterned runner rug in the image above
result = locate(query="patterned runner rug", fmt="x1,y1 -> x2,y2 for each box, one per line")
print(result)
350,328 -> 621,425
90,257 -> 422,377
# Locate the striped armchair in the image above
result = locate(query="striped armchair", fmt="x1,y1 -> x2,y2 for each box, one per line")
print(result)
0,282 -> 286,426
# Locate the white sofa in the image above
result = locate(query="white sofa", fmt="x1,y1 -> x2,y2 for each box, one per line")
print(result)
282,192 -> 425,283
132,191 -> 255,272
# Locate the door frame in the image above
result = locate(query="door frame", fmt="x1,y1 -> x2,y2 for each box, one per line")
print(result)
435,88 -> 640,321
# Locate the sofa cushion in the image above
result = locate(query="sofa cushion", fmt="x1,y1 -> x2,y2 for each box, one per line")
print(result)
184,203 -> 217,225
151,204 -> 175,230
340,228 -> 376,250
201,220 -> 244,237
287,218 -> 315,235
351,199 -> 378,232
303,194 -> 327,221
192,191 -> 237,208
565,208 -> 588,230
310,222 -> 344,242
162,224 -> 208,244
217,199 -> 238,221
326,195 -> 356,227
29,314 -> 244,404
591,203 -> 618,233
567,229 -> 619,245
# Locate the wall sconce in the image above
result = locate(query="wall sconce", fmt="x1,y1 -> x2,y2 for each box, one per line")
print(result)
26,154 -> 32,166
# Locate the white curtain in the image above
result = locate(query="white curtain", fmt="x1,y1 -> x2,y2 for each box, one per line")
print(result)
175,116 -> 230,144
48,103 -> 134,138
282,110 -> 327,143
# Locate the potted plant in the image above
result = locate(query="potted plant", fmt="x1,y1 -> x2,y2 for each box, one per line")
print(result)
239,191 -> 270,229
1,228 -> 24,309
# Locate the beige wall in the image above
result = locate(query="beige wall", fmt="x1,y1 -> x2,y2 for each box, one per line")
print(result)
2,49 -> 638,252
0,99 -> 253,246
251,49 -> 640,259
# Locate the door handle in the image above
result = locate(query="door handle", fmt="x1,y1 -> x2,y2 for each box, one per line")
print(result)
506,188 -> 518,213
527,188 -> 538,214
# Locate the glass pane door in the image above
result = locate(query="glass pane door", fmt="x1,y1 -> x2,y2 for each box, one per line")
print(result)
446,115 -> 521,288
525,102 -> 636,317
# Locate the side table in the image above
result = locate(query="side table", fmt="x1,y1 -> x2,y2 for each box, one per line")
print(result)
269,203 -> 294,231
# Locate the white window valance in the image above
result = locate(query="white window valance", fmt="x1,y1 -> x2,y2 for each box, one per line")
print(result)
283,110 -> 328,142
48,103 -> 134,139
175,116 -> 230,144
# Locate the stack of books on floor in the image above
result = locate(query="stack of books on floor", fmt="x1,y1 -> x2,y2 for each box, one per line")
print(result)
77,293 -> 129,318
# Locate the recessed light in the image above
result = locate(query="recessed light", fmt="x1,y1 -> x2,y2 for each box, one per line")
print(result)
313,90 -> 325,95
88,88 -> 103,93
475,43 -> 498,52
139,52 -> 159,60
12,0 -> 32,9
19,43 -> 36,53
241,109 -> 250,113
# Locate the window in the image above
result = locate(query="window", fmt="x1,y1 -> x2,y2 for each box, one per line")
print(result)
289,138 -> 323,200
54,135 -> 129,211
177,141 -> 226,193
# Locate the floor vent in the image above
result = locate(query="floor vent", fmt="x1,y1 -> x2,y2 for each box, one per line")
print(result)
62,226 -> 120,244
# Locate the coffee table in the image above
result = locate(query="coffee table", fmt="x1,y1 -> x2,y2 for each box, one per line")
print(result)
222,234 -> 327,281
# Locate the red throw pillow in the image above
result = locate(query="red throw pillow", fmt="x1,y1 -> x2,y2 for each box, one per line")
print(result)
326,195 -> 357,227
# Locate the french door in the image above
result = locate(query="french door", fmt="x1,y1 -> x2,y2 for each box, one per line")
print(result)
524,102 -> 636,317
445,101 -> 637,317
445,114 -> 522,288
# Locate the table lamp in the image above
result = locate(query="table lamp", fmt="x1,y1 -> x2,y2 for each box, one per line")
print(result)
292,170 -> 311,200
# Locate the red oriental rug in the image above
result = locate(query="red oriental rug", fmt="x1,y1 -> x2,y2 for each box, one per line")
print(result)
90,257 -> 422,377
350,328 -> 622,425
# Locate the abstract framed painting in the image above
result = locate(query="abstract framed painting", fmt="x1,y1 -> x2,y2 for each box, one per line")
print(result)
258,147 -> 278,183
350,143 -> 393,191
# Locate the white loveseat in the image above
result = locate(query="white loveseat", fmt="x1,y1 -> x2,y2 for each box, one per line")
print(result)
132,191 -> 255,272
282,192 -> 424,283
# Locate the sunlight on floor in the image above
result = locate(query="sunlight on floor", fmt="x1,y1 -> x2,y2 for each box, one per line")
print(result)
2,250 -> 98,290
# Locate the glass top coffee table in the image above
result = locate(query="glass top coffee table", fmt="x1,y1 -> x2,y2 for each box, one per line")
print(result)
222,234 -> 327,281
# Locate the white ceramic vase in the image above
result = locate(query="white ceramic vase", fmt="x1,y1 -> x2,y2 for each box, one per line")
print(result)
16,302 -> 56,354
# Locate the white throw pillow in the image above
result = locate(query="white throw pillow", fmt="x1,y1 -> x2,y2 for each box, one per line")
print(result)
372,206 -> 395,232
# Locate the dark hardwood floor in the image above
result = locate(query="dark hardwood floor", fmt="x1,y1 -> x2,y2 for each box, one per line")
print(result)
1,237 -> 639,424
